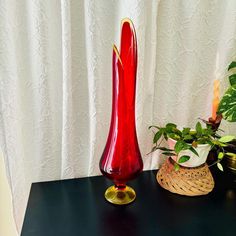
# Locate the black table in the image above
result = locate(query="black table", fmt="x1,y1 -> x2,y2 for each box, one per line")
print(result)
21,169 -> 236,236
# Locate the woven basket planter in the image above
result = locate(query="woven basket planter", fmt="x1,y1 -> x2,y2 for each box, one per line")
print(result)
157,158 -> 214,196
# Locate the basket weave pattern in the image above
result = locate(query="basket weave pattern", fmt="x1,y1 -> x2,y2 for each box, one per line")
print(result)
157,158 -> 215,196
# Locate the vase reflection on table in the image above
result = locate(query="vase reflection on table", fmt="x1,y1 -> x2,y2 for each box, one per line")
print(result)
99,18 -> 143,205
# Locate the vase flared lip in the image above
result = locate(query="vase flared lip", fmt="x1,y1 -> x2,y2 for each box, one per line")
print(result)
121,18 -> 135,32
120,18 -> 137,45
113,44 -> 123,66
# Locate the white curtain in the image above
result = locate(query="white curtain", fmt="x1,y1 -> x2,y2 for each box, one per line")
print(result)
1,0 -> 236,233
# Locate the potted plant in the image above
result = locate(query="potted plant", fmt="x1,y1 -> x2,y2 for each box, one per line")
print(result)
149,121 -> 235,171
216,61 -> 236,170
149,120 -> 235,196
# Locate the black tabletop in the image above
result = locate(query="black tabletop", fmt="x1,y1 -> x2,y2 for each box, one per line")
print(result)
21,168 -> 236,236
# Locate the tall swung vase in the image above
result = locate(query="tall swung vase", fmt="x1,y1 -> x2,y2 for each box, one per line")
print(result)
99,18 -> 143,205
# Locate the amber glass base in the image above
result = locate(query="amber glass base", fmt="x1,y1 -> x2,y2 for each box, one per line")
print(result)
104,185 -> 136,205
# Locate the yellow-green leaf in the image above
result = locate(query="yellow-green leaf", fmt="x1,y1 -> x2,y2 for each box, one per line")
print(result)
226,152 -> 236,157
174,163 -> 180,171
218,135 -> 235,143
217,162 -> 224,171
218,152 -> 224,160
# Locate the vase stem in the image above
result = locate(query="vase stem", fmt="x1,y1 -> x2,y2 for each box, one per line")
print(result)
115,184 -> 126,190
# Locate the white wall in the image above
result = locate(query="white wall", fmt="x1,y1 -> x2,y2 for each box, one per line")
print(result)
0,152 -> 18,236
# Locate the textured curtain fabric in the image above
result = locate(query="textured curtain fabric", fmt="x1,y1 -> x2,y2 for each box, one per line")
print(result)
1,0 -> 236,233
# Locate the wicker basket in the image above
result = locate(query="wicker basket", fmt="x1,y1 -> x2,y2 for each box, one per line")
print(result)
157,158 -> 214,196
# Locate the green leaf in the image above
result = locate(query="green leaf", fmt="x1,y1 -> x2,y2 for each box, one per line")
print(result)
228,61 -> 236,71
168,133 -> 181,141
202,128 -> 213,136
173,128 -> 182,137
183,134 -> 193,141
197,140 -> 205,145
189,130 -> 197,136
218,152 -> 224,160
182,128 -> 191,135
148,125 -> 160,130
189,147 -> 199,156
163,132 -> 168,141
206,140 -> 213,146
174,141 -> 189,154
229,74 -> 236,86
174,163 -> 180,171
165,123 -> 176,133
153,130 -> 163,143
195,122 -> 202,135
178,155 -> 190,163
218,135 -> 235,143
166,123 -> 177,130
162,152 -> 176,156
218,85 -> 236,122
217,162 -> 224,171
157,147 -> 173,152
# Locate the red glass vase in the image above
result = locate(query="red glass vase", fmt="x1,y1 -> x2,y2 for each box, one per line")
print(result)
99,18 -> 143,205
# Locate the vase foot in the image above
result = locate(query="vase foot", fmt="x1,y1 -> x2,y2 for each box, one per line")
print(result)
104,185 -> 136,205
